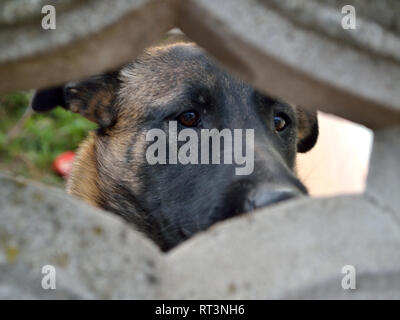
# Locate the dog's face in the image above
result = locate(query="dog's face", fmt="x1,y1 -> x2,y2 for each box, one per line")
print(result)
33,43 -> 318,251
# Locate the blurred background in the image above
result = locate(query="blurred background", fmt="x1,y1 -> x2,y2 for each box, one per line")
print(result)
0,91 -> 95,186
297,111 -> 372,196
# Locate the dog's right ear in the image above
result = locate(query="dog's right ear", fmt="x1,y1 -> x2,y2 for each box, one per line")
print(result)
32,71 -> 121,128
31,86 -> 66,112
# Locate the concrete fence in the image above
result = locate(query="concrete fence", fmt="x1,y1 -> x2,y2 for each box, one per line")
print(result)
0,0 -> 399,299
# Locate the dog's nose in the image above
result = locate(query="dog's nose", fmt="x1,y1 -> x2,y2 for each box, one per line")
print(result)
243,187 -> 301,212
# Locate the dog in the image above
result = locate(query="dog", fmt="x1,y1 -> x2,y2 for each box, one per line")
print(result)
32,42 -> 318,251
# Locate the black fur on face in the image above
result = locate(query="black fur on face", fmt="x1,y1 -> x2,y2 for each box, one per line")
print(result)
32,43 -> 318,251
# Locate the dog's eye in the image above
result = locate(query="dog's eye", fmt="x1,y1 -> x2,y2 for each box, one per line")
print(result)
177,111 -> 199,127
274,113 -> 289,132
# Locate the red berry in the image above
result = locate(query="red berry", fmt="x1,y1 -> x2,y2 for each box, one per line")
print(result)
53,151 -> 75,177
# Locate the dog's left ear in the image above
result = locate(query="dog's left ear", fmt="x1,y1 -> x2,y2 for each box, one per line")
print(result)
295,107 -> 319,153
31,71 -> 121,128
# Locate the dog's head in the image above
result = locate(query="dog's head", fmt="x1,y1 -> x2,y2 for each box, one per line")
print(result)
32,43 -> 318,250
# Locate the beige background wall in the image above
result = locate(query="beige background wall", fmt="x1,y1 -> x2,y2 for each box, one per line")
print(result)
297,112 -> 373,196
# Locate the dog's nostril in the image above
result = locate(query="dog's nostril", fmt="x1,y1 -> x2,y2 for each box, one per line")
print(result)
244,189 -> 300,212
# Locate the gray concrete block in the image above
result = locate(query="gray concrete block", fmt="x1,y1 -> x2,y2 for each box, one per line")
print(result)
366,126 -> 400,219
0,0 -> 177,92
264,0 -> 400,62
0,173 -> 162,299
164,195 -> 400,299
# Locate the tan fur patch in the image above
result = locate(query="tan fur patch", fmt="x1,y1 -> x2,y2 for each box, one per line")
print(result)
66,132 -> 101,207
295,106 -> 310,143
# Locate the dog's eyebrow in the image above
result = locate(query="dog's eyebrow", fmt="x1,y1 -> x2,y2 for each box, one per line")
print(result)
144,84 -> 213,120
187,85 -> 213,107
253,90 -> 278,107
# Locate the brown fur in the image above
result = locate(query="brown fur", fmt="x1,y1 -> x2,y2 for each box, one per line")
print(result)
66,132 -> 100,207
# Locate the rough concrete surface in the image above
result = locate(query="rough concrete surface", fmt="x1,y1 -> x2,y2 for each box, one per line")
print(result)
0,173 -> 162,299
366,127 -> 400,219
0,0 -> 177,92
164,195 -> 400,299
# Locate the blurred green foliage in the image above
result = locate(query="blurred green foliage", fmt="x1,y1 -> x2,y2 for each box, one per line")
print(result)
0,92 -> 96,186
